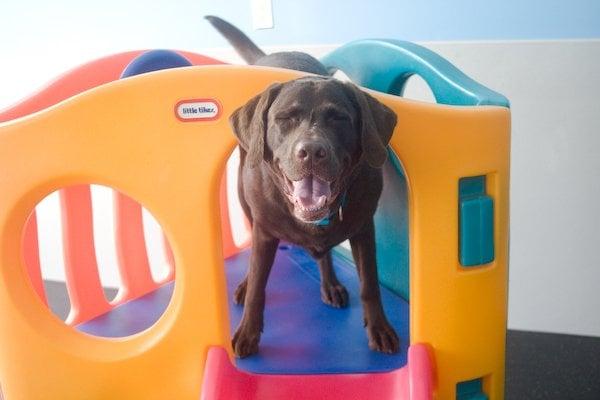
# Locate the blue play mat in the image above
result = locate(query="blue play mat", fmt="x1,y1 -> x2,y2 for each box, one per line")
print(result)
79,245 -> 409,375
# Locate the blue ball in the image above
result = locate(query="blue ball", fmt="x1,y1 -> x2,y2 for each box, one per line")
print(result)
120,49 -> 192,78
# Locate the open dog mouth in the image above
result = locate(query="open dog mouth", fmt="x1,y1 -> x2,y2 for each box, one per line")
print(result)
283,173 -> 333,222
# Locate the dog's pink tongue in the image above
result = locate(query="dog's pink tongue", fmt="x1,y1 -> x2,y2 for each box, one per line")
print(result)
292,176 -> 331,209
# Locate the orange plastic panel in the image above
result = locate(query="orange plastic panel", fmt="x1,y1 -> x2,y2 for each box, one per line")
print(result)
0,50 -> 240,325
22,212 -> 46,305
385,101 -> 510,399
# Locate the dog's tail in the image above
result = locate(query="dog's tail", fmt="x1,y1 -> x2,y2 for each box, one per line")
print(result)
205,15 -> 266,64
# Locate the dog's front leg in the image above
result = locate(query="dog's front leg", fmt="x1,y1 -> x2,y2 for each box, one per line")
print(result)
317,251 -> 349,308
350,219 -> 400,354
232,225 -> 279,358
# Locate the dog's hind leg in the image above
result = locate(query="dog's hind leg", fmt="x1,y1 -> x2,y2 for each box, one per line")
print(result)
317,251 -> 349,308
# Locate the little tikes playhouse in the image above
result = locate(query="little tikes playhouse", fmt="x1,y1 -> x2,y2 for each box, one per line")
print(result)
0,39 -> 510,400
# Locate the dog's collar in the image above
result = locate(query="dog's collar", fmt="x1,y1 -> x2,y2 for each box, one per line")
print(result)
311,192 -> 347,227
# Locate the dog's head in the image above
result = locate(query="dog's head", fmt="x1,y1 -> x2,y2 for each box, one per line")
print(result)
230,76 -> 397,223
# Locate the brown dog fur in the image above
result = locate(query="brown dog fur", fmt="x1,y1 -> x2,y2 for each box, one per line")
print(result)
207,16 -> 400,358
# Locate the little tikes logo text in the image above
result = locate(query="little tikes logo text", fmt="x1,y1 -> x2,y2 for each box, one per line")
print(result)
175,99 -> 221,122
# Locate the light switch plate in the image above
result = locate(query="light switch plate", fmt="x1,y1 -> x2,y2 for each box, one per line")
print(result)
251,0 -> 274,30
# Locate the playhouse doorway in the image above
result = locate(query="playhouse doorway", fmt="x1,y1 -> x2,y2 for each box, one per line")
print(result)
220,149 -> 411,375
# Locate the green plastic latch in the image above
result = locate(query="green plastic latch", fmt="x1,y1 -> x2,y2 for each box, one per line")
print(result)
459,176 -> 494,267
457,378 -> 488,400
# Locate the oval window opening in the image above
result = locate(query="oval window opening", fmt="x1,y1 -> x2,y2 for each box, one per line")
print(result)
22,184 -> 176,338
400,74 -> 436,103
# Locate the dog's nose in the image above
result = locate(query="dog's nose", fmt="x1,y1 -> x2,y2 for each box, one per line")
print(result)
295,140 -> 328,165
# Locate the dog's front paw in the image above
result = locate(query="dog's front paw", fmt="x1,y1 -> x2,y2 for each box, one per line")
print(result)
320,282 -> 349,308
232,322 -> 261,358
366,319 -> 400,354
233,279 -> 247,305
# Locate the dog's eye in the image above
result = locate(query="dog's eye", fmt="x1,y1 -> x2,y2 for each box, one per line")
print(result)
275,115 -> 299,123
327,112 -> 351,123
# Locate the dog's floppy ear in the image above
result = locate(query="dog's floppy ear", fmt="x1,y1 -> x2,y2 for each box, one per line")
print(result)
229,83 -> 283,168
346,83 -> 398,168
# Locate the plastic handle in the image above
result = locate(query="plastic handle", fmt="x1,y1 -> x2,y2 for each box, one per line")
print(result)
321,39 -> 509,107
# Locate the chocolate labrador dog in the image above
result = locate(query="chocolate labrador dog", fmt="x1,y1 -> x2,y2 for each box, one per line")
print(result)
206,16 -> 400,357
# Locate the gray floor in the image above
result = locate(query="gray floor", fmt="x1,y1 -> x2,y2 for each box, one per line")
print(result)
44,280 -> 117,321
43,280 -> 600,399
506,330 -> 600,400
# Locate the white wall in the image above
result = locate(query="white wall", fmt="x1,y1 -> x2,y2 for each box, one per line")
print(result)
2,39 -> 599,337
